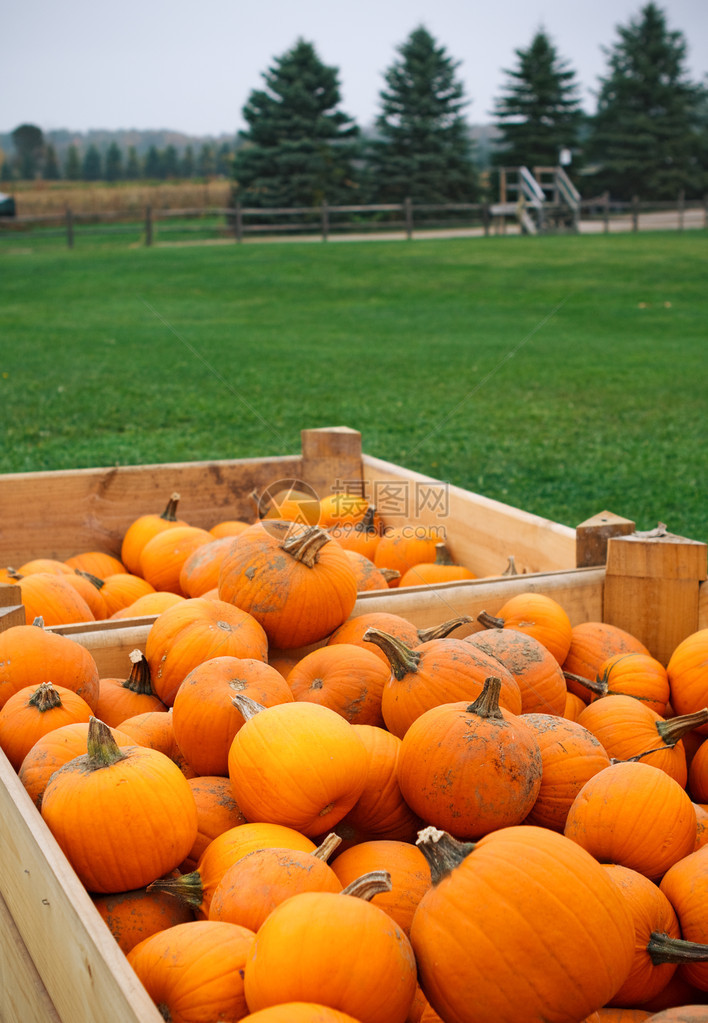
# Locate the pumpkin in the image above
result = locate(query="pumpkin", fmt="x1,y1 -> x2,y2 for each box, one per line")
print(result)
285,644 -> 389,727
564,690 -> 587,722
0,619 -> 100,712
18,720 -> 134,810
477,591 -> 573,664
397,678 -> 542,839
563,621 -> 650,693
327,612 -> 424,666
240,1003 -> 367,1022
0,682 -> 93,771
120,492 -> 188,576
410,825 -> 635,1023
17,571 -> 95,625
565,652 -> 670,715
227,697 -> 368,836
328,504 -> 382,561
63,551 -> 127,579
209,835 -> 343,932
128,919 -> 255,1022
139,524 -> 214,595
344,550 -> 398,590
363,628 -> 522,739
642,1010 -> 708,1022
465,626 -> 568,716
373,527 -> 439,587
330,839 -> 431,937
218,521 -> 358,649
181,775 -> 247,873
118,709 -> 195,778
99,572 -> 156,616
253,483 -> 321,525
41,717 -> 198,893
398,543 -> 476,587
92,872 -> 195,955
93,649 -> 167,727
660,845 -> 708,991
318,494 -> 381,532
689,744 -> 708,804
668,631 -> 708,735
16,557 -> 73,576
179,535 -> 238,598
144,597 -> 268,707
209,519 -> 251,539
243,874 -> 417,1023
110,591 -> 185,619
62,570 -> 108,620
171,655 -> 294,776
520,713 -> 612,832
564,760 -> 697,880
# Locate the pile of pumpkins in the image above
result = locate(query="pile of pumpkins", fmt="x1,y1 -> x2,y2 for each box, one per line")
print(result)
0,494 -> 708,1023
0,489 -> 481,629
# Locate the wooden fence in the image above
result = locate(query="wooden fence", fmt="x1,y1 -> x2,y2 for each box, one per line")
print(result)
1,194 -> 706,248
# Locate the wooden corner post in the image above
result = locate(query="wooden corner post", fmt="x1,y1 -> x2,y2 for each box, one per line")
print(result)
575,510 -> 636,567
300,427 -> 363,502
603,525 -> 708,665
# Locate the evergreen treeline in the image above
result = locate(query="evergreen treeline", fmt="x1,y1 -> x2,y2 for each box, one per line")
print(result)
3,5 -> 706,202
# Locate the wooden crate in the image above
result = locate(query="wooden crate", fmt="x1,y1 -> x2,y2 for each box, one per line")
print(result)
1,426 -> 707,1022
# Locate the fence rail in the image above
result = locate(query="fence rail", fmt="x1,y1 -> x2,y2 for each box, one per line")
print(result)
1,194 -> 706,248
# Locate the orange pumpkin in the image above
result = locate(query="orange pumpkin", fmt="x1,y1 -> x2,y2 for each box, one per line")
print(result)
397,678 -> 542,839
179,535 -> 237,598
398,544 -> 476,587
465,627 -> 568,716
228,697 -> 368,837
64,551 -> 127,579
92,873 -> 195,955
218,521 -> 358,649
0,682 -> 94,771
110,591 -> 185,619
660,845 -> 708,991
120,492 -> 188,576
344,550 -> 397,591
668,630 -> 708,735
128,919 -> 255,1021
62,570 -> 109,620
181,776 -> 247,873
118,709 -> 194,778
0,619 -> 100,712
144,597 -> 268,707
93,650 -> 167,727
238,1006 -> 364,1022
328,504 -> 382,561
564,760 -> 696,880
209,519 -> 251,539
16,558 -> 73,576
100,572 -> 156,616
17,571 -> 95,625
565,652 -> 670,715
285,644 -> 389,727
41,717 -> 198,893
139,524 -> 214,595
477,591 -> 573,664
373,526 -> 439,587
563,621 -> 650,692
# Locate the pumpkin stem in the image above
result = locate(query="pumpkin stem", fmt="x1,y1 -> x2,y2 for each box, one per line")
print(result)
379,568 -> 401,584
610,745 -> 674,765
314,833 -> 342,861
361,628 -> 421,679
352,505 -> 379,536
250,488 -> 269,519
647,931 -> 708,965
477,609 -> 505,630
147,870 -> 205,909
417,615 -> 473,643
563,670 -> 607,698
416,826 -> 476,885
231,693 -> 267,721
86,716 -> 128,770
501,556 -> 519,577
161,492 -> 181,522
656,708 -> 708,746
466,676 -> 504,719
281,526 -> 331,567
75,569 -> 105,591
6,566 -> 22,580
28,682 -> 63,713
341,870 -> 392,900
121,649 -> 155,696
433,543 -> 455,566
32,616 -> 46,628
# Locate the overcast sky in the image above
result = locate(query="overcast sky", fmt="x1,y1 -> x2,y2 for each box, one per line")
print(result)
4,0 -> 706,138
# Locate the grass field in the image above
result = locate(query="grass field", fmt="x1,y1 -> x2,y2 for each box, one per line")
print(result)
2,230 -> 706,545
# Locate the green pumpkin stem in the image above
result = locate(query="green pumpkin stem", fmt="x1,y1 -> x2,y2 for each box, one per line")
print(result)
417,615 -> 473,643
161,493 -> 181,522
28,682 -> 63,712
341,870 -> 392,900
466,676 -> 504,719
86,716 -> 128,770
416,826 -> 476,885
648,931 -> 708,965
282,526 -> 331,567
75,569 -> 105,591
362,628 -> 421,679
147,870 -> 205,908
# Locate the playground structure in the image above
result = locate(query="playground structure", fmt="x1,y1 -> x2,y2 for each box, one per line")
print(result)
492,165 -> 581,234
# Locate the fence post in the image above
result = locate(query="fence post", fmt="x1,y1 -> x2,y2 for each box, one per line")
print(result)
234,201 -> 243,243
482,202 -> 490,237
404,197 -> 413,240
65,207 -> 74,249
321,200 -> 329,242
631,195 -> 640,233
677,189 -> 685,232
704,195 -> 708,230
603,192 -> 610,234
145,205 -> 153,246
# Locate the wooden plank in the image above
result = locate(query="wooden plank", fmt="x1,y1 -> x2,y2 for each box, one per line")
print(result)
361,454 -> 577,575
699,579 -> 708,632
604,526 -> 708,665
300,427 -> 363,500
0,891 -> 61,1023
0,454 -> 302,564
0,746 -> 162,1023
575,510 -> 636,567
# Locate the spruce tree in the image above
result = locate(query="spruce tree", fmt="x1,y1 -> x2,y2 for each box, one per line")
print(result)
492,29 -> 584,170
82,144 -> 102,181
125,146 -> 141,180
367,26 -> 477,204
181,145 -> 195,178
64,145 -> 81,181
198,143 -> 215,178
105,142 -> 123,182
144,145 -> 162,180
43,143 -> 61,180
587,3 -> 704,199
232,38 -> 360,207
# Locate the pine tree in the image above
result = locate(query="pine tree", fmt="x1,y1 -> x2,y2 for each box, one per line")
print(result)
144,145 -> 162,180
492,29 -> 583,171
43,144 -> 61,181
181,145 -> 195,178
105,142 -> 123,182
367,26 -> 477,204
198,143 -> 215,178
64,145 -> 81,181
216,142 -> 232,177
11,124 -> 45,180
125,146 -> 141,180
82,144 -> 102,181
232,38 -> 360,207
587,3 -> 704,199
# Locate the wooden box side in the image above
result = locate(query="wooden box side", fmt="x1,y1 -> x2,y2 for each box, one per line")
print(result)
0,747 -> 162,1023
361,454 -> 577,575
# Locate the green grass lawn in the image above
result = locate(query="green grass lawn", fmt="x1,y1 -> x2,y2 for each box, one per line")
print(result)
1,230 -> 706,544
